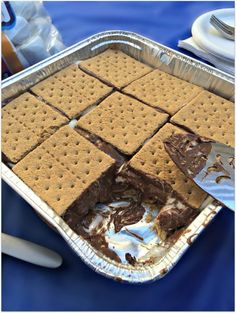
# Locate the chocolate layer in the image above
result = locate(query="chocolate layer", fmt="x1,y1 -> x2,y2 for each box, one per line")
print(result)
155,196 -> 199,237
121,164 -> 200,239
120,164 -> 171,205
64,161 -> 200,262
63,179 -> 145,264
63,165 -> 116,220
164,133 -> 213,178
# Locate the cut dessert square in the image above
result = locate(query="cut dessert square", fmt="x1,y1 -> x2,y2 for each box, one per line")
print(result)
13,126 -> 116,217
128,123 -> 207,209
77,92 -> 169,155
31,64 -> 112,119
125,122 -> 207,239
79,49 -> 153,88
171,90 -> 234,147
154,197 -> 200,240
2,92 -> 68,163
123,69 -> 203,115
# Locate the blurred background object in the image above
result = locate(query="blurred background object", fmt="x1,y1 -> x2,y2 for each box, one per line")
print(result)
179,8 -> 234,75
1,1 -> 65,79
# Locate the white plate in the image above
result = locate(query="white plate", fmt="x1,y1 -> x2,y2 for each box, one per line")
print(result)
192,8 -> 235,61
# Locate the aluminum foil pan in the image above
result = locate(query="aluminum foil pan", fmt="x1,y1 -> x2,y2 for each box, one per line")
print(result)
1,31 -> 234,283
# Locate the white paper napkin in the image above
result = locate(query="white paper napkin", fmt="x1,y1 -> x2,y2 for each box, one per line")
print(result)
178,37 -> 234,76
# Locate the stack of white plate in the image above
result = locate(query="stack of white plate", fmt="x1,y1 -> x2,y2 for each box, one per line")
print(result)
179,8 -> 234,76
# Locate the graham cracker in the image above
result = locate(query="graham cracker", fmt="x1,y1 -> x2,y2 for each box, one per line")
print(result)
31,64 -> 112,119
129,123 -> 207,208
79,49 -> 153,88
123,69 -> 203,115
171,90 -> 234,147
77,92 -> 169,155
13,126 -> 115,216
2,92 -> 68,163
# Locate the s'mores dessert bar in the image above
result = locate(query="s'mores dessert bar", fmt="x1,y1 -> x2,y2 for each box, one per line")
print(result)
2,92 -> 68,163
126,123 -> 207,238
13,126 -> 116,219
171,90 -> 234,147
79,49 -> 153,88
124,69 -> 203,115
77,92 -> 169,155
31,64 -> 112,119
3,46 -> 234,264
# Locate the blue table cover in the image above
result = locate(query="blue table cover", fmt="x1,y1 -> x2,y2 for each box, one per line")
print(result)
2,1 -> 234,311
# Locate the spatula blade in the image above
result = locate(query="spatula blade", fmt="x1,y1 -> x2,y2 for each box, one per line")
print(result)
164,133 -> 234,211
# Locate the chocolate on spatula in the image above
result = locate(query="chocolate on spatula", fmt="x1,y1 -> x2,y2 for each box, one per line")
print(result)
164,133 -> 235,210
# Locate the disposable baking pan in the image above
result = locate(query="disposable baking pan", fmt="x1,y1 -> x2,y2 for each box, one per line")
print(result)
2,31 -> 234,283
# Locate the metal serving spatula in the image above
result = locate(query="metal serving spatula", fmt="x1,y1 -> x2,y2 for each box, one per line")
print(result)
164,133 -> 235,211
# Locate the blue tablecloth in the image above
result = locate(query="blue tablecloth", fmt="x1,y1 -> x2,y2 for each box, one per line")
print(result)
2,1 -> 234,311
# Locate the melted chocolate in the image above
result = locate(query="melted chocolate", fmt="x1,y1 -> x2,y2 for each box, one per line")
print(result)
120,164 -> 169,205
228,156 -> 235,168
125,253 -> 137,266
164,133 -> 212,178
165,227 -> 186,245
86,234 -> 121,262
64,208 -> 121,262
156,204 -> 198,234
120,165 -> 200,238
63,161 -> 200,264
64,180 -> 145,263
160,268 -> 168,276
215,175 -> 231,184
124,228 -> 144,241
202,161 -> 230,181
112,204 -> 145,233
62,165 -> 116,220
186,234 -> 197,245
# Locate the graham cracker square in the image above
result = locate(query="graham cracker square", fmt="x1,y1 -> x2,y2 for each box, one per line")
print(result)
77,92 -> 169,155
79,49 -> 153,88
171,90 -> 234,147
123,69 -> 203,115
129,123 -> 207,208
2,92 -> 68,163
13,126 -> 115,216
31,64 -> 112,119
